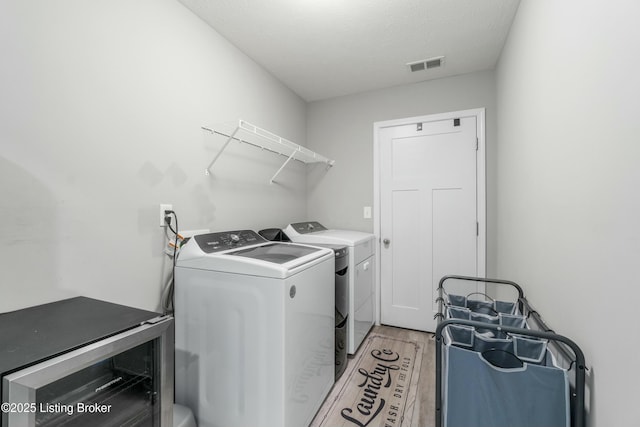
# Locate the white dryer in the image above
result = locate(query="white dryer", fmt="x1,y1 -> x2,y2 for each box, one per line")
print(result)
174,230 -> 335,427
285,221 -> 375,354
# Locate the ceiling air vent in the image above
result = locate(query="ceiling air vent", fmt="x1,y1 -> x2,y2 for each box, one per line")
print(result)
409,62 -> 426,72
407,56 -> 444,72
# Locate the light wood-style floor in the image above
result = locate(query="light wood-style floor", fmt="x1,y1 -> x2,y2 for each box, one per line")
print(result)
315,325 -> 436,427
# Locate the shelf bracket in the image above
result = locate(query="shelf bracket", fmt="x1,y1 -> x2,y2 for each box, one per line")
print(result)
270,149 -> 298,184
204,126 -> 239,175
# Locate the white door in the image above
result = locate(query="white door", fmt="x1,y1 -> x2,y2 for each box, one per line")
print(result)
377,110 -> 485,332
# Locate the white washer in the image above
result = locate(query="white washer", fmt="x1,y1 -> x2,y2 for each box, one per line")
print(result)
285,221 -> 375,354
174,230 -> 335,427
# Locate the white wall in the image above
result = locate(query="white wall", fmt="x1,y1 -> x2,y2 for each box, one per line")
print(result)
306,70 -> 498,274
0,0 -> 308,313
496,1 -> 640,425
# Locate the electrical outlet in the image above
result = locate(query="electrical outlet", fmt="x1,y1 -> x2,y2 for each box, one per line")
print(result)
160,204 -> 173,227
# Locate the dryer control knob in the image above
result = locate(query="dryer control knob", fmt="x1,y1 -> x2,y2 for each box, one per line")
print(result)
230,234 -> 240,243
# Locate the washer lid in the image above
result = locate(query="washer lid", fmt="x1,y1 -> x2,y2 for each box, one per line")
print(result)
285,223 -> 374,246
287,221 -> 328,234
227,243 -> 321,264
177,231 -> 333,278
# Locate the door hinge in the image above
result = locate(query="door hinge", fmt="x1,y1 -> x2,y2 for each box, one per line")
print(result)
476,222 -> 479,236
475,137 -> 479,150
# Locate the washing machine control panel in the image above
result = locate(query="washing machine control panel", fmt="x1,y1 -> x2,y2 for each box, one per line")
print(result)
289,221 -> 328,234
194,230 -> 267,253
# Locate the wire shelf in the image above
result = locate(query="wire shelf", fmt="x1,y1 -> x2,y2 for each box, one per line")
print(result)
203,119 -> 335,183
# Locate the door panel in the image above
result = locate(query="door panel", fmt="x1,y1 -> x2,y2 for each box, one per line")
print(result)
432,187 -> 477,311
380,114 -> 480,332
391,189 -> 421,308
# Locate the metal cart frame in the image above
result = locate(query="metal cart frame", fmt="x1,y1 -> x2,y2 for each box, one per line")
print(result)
435,275 -> 586,427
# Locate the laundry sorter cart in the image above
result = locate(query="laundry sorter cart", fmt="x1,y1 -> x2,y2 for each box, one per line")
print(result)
434,275 -> 586,427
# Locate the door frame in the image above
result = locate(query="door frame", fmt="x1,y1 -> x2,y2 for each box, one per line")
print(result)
372,108 -> 487,325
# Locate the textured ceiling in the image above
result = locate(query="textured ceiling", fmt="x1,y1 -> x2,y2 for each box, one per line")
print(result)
177,0 -> 520,101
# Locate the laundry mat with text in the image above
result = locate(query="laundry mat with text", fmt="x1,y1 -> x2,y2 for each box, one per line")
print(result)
311,335 -> 423,427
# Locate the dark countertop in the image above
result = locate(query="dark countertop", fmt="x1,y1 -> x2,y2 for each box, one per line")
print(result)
0,296 -> 159,378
